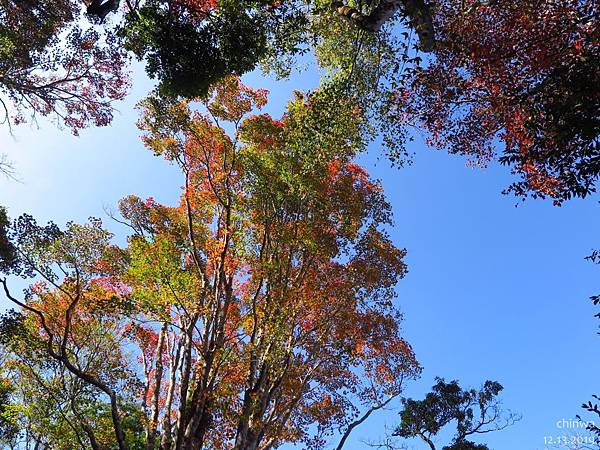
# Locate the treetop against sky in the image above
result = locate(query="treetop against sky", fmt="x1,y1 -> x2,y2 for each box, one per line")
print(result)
0,1 -> 599,449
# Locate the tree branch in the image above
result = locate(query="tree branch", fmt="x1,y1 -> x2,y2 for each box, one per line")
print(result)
330,0 -> 435,51
335,394 -> 399,450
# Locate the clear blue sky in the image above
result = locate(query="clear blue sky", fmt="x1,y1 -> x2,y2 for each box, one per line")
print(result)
1,61 -> 599,450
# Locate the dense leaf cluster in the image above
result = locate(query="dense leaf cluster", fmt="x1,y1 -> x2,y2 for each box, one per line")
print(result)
396,378 -> 518,450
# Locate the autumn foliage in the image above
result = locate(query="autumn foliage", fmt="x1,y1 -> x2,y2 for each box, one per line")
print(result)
399,0 -> 600,202
0,0 -> 129,132
0,78 -> 419,449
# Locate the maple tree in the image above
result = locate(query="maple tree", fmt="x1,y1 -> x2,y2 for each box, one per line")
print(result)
397,0 -> 600,203
0,0 -> 129,133
0,77 -> 419,449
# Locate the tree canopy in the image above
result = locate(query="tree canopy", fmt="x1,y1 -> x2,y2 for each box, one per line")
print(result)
2,0 -> 598,203
395,378 -> 519,450
0,0 -> 129,133
400,0 -> 600,203
1,0 -> 597,447
0,77 -> 420,450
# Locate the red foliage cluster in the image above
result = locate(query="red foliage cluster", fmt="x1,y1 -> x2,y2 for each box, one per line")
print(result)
400,0 -> 599,202
1,0 -> 130,133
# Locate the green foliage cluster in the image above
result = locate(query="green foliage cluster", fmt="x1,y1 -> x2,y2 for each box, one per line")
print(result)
123,1 -> 269,97
0,206 -> 16,273
396,378 -> 518,450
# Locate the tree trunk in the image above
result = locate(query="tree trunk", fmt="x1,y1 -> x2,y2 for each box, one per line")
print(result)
331,0 -> 435,51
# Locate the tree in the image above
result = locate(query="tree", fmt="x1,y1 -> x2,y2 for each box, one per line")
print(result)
0,77 -> 420,449
394,378 -> 519,450
0,0 -> 129,133
398,0 -> 600,203
5,0 -> 599,206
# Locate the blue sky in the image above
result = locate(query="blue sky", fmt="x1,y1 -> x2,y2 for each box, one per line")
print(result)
1,62 -> 599,450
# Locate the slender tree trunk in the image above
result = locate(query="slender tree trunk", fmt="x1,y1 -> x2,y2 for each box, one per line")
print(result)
147,324 -> 167,450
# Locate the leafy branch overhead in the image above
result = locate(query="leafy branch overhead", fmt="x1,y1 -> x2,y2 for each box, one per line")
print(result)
395,378 -> 520,450
0,0 -> 432,130
330,0 -> 434,50
2,0 -> 599,205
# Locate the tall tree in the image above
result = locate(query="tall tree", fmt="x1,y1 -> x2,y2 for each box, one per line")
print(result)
395,378 -> 519,450
0,77 -> 420,449
397,0 -> 600,203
